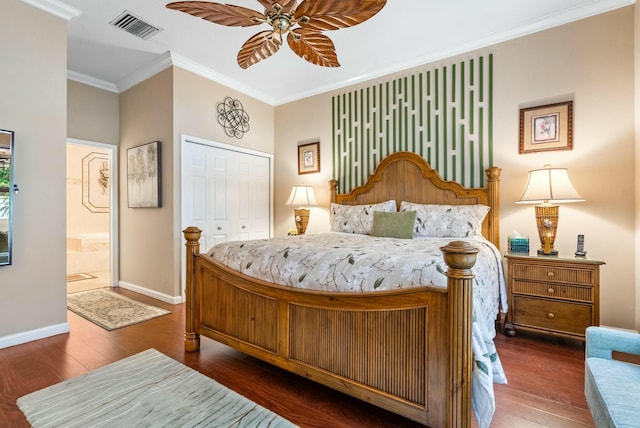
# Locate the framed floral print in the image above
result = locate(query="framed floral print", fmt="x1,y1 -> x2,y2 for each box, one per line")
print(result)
298,142 -> 320,174
519,101 -> 573,154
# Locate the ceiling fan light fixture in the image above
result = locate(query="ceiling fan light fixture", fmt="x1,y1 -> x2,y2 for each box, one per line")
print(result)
270,14 -> 293,33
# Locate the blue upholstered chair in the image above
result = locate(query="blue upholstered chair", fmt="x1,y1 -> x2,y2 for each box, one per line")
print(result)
585,326 -> 640,427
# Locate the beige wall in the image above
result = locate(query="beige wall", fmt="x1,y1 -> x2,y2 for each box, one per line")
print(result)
118,69 -> 175,297
274,95 -> 332,236
173,67 -> 275,154
635,4 -> 640,332
497,8 -> 635,329
275,7 -> 637,329
68,81 -> 119,145
0,1 -> 68,339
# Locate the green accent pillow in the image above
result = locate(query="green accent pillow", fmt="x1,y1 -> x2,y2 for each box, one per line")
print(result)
370,211 -> 417,239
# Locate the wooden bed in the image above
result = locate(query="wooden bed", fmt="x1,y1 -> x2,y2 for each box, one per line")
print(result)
183,152 -> 501,427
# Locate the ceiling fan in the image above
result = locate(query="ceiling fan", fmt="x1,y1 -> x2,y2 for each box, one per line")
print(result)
166,0 -> 387,69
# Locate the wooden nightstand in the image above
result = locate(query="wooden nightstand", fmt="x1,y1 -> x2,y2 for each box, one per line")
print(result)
504,254 -> 605,341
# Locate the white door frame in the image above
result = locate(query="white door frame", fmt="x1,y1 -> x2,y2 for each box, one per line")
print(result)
67,138 -> 119,287
180,134 -> 274,298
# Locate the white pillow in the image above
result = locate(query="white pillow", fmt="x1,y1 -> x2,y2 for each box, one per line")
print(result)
399,201 -> 490,238
330,200 -> 397,234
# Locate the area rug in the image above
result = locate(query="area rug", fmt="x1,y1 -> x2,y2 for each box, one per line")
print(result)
17,348 -> 297,428
66,272 -> 96,282
67,288 -> 170,331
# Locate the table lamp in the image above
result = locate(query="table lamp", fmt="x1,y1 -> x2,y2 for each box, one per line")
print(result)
516,165 -> 584,256
286,185 -> 317,235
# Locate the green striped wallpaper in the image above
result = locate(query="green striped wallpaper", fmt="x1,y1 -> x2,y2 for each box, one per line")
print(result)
332,54 -> 493,193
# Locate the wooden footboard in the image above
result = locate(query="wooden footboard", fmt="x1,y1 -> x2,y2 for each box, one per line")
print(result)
183,228 -> 477,427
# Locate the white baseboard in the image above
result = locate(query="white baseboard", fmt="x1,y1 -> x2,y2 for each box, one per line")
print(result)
0,323 -> 70,350
117,281 -> 184,305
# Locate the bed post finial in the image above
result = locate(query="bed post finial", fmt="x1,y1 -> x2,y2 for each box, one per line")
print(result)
440,241 -> 478,428
329,179 -> 338,204
183,227 -> 202,352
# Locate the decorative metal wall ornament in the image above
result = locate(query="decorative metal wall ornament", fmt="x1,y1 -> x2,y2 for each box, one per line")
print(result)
82,151 -> 110,213
216,96 -> 250,139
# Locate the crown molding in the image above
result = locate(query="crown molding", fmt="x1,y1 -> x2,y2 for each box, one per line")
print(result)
116,52 -> 174,93
20,0 -> 81,21
67,70 -> 119,93
68,51 -> 276,105
169,53 -> 275,105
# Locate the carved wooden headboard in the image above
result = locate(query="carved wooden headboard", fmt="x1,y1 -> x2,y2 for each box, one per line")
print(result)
329,151 -> 501,248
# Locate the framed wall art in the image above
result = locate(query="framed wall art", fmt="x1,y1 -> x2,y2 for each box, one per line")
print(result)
127,141 -> 161,208
298,142 -> 320,174
519,101 -> 573,154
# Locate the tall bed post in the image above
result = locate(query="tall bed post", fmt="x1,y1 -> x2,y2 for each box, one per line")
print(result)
183,226 -> 202,352
485,166 -> 502,248
441,241 -> 478,428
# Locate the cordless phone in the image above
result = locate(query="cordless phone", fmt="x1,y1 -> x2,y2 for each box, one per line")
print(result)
575,234 -> 586,258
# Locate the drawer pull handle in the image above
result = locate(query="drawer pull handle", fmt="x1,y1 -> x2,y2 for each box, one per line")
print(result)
547,271 -> 555,278
217,227 -> 222,230
547,288 -> 555,294
547,313 -> 555,319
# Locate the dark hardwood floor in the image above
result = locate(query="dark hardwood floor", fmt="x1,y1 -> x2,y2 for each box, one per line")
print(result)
0,288 -> 594,427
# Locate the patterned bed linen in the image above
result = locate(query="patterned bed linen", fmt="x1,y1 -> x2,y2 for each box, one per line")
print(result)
206,232 -> 507,427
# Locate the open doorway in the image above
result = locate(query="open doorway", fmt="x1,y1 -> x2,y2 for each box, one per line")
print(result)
66,139 -> 118,293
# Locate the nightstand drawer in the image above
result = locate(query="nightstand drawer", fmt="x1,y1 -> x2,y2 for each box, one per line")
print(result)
510,263 -> 594,286
511,280 -> 593,303
513,296 -> 591,336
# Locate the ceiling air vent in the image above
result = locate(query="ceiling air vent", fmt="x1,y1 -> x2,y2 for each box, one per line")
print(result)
110,11 -> 161,40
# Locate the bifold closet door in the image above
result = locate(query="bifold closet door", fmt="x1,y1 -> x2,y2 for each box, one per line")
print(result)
182,141 -> 271,252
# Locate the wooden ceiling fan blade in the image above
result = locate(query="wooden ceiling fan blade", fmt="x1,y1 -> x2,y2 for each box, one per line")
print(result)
287,29 -> 339,68
166,1 -> 265,27
256,0 -> 297,14
295,0 -> 386,31
237,30 -> 283,69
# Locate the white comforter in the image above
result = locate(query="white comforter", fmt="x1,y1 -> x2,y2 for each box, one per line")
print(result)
206,232 -> 508,427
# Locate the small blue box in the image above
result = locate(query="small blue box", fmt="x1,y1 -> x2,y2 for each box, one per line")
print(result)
508,236 -> 530,254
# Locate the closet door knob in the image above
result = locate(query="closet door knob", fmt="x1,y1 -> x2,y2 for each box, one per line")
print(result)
547,313 -> 555,319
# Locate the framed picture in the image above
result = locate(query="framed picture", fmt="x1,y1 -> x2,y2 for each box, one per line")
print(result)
519,101 -> 573,154
127,141 -> 161,208
298,142 -> 320,174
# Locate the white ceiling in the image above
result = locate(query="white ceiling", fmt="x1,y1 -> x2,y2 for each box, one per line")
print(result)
30,0 -> 634,105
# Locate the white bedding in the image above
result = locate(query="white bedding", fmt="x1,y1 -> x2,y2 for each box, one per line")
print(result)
206,232 -> 508,427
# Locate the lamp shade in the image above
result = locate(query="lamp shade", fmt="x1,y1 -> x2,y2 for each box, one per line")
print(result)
286,185 -> 318,207
516,165 -> 584,204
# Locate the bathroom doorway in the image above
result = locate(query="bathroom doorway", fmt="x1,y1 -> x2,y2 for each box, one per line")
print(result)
66,139 -> 118,293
